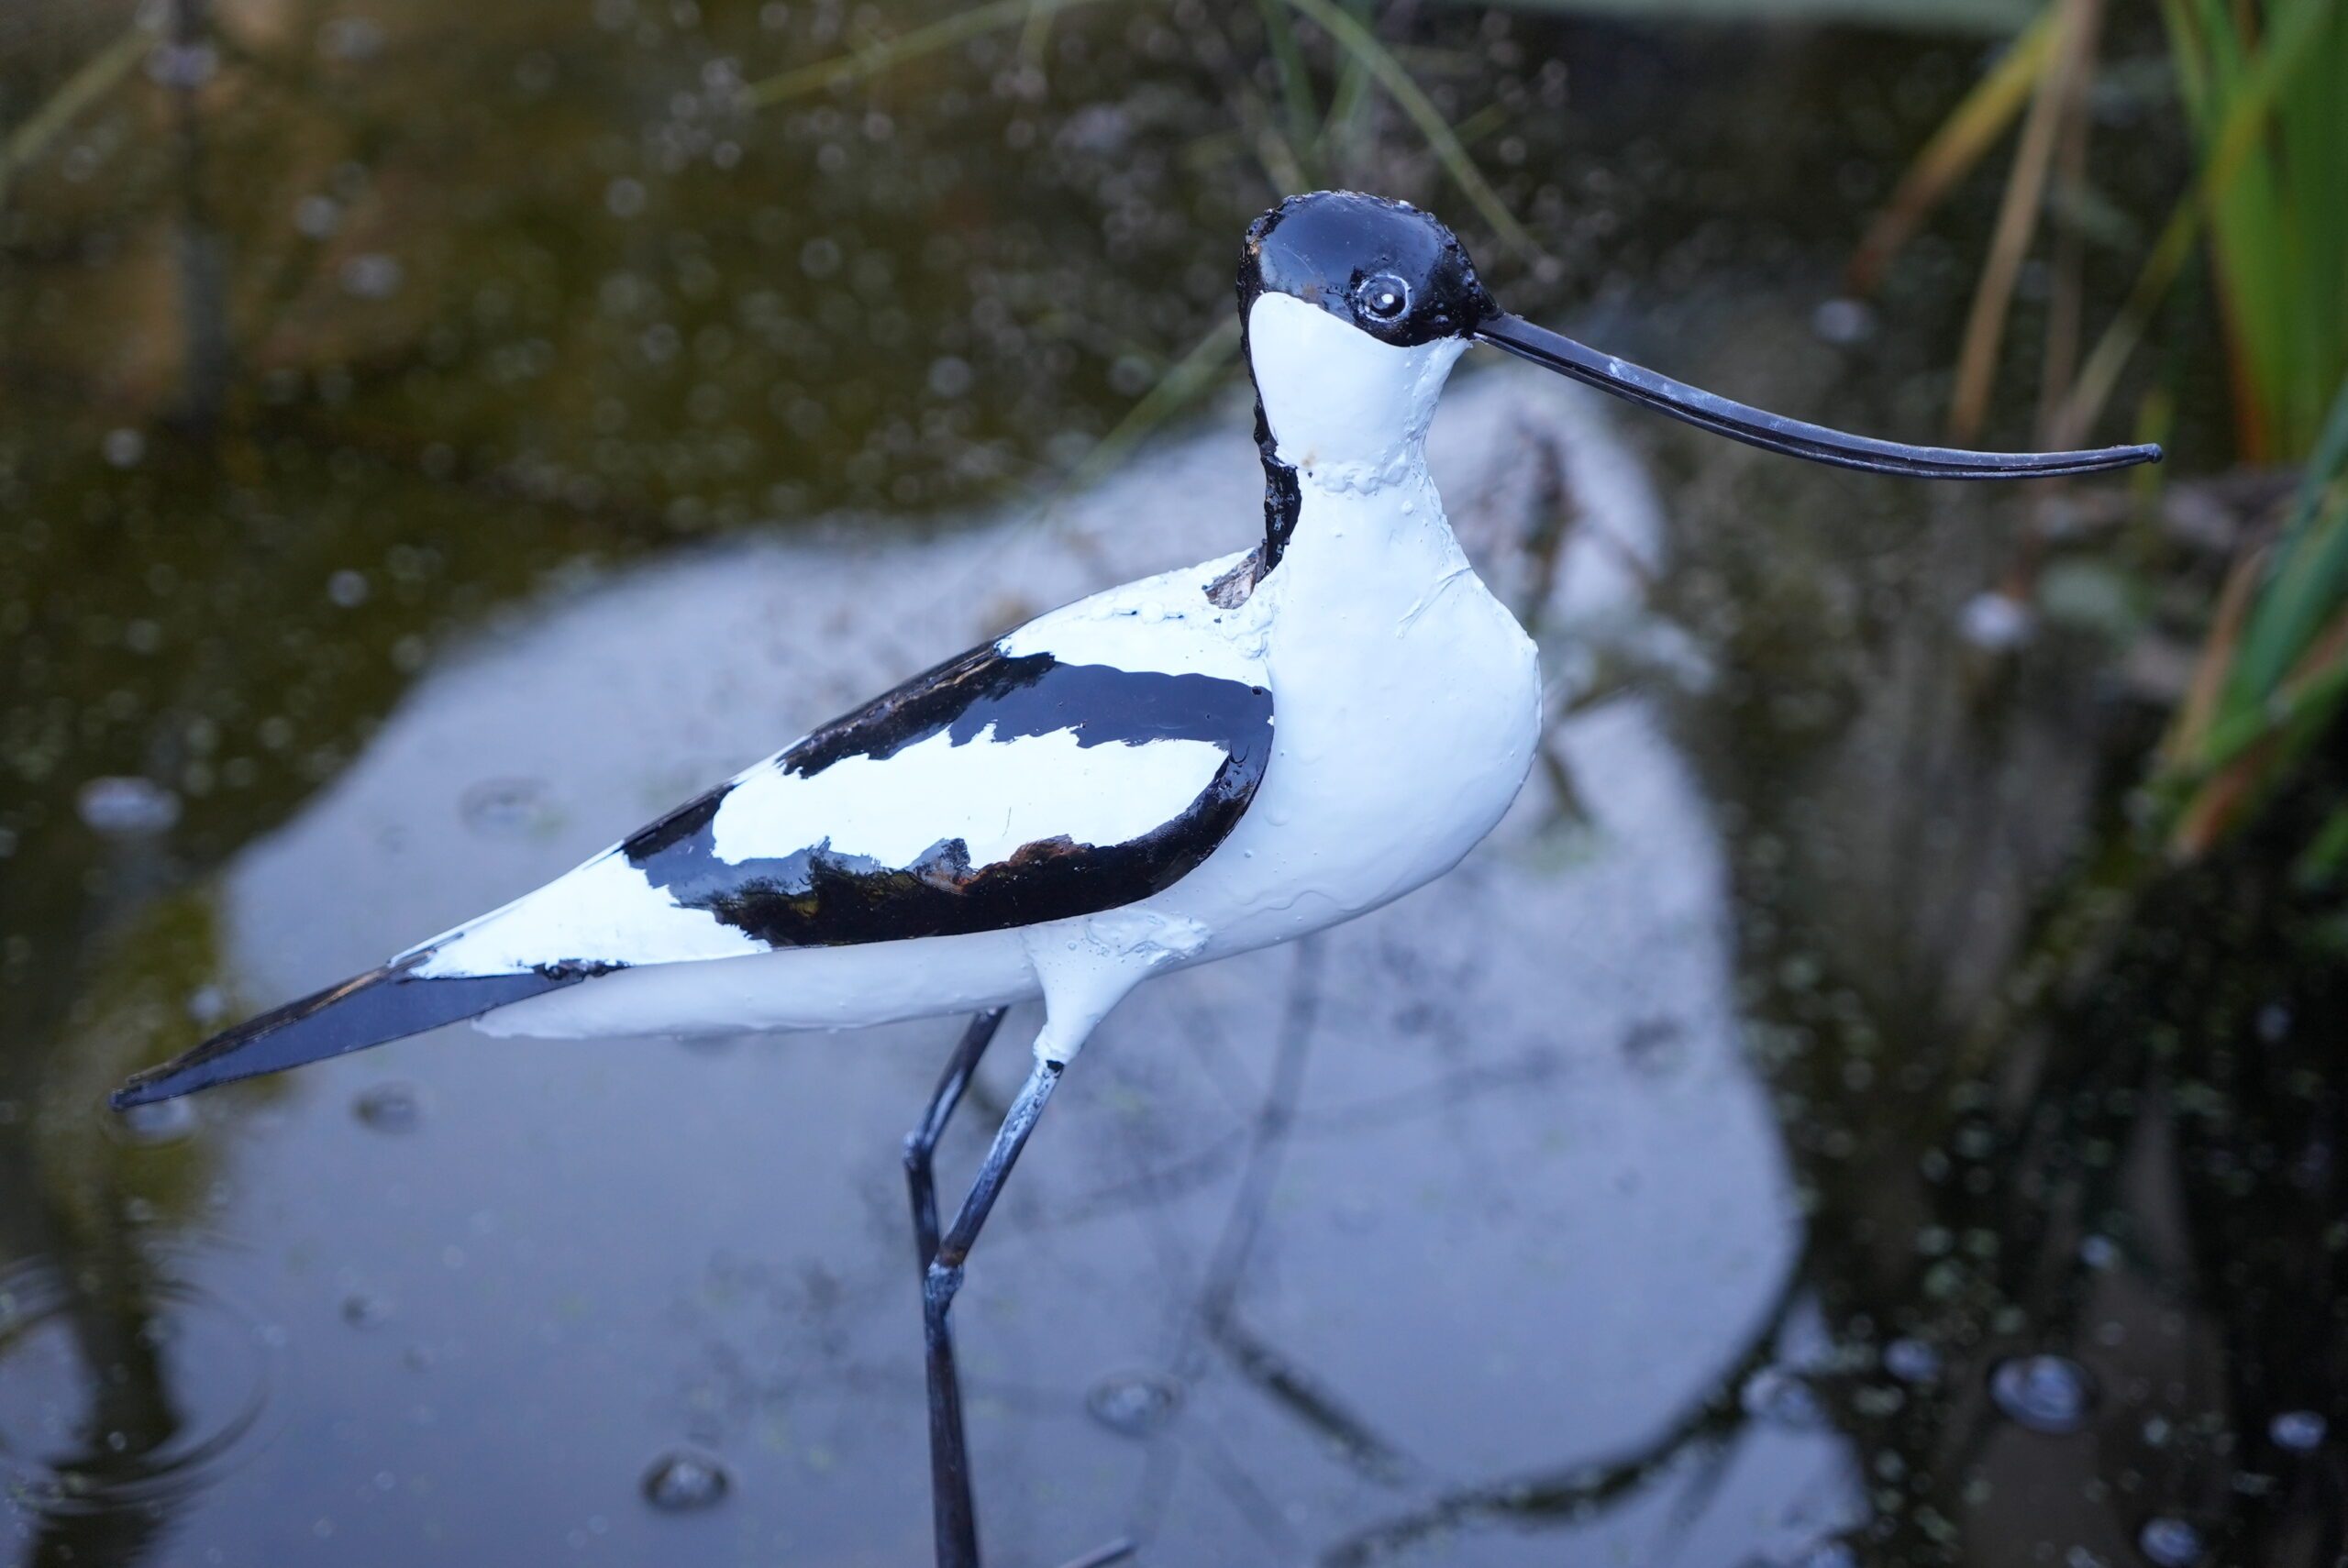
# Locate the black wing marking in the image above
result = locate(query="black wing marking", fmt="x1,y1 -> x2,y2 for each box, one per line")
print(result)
615,646 -> 1273,949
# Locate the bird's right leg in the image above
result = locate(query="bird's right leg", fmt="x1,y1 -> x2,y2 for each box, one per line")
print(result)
902,1009 -> 1007,1568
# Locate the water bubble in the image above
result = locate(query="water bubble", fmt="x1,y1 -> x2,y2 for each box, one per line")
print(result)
641,1448 -> 728,1511
1959,591 -> 2033,652
1086,1371 -> 1180,1437
338,254 -> 404,300
147,43 -> 218,89
2268,1409 -> 2326,1452
799,237 -> 841,279
1811,298 -> 1875,347
114,1097 -> 197,1147
605,178 -> 647,219
353,1083 -> 421,1132
2136,1517 -> 2204,1567
294,195 -> 340,239
102,428 -> 146,468
340,1293 -> 393,1330
77,777 -> 181,837
316,17 -> 384,61
1740,1366 -> 1826,1429
327,570 -> 371,609
926,357 -> 974,399
1988,1354 -> 2096,1434
1882,1337 -> 1942,1384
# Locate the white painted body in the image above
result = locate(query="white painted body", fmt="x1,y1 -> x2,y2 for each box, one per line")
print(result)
480,293 -> 1542,1058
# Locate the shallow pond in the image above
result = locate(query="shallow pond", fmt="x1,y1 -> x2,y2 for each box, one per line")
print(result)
4,4 -> 2339,1565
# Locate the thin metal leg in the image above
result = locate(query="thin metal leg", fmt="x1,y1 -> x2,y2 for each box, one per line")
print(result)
905,1009 -> 1008,1270
917,1054 -> 1066,1568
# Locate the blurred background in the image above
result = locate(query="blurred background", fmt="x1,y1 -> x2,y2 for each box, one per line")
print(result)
3,0 -> 2343,1564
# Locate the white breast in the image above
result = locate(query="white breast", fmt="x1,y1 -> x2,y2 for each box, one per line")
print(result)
1142,471 -> 1543,955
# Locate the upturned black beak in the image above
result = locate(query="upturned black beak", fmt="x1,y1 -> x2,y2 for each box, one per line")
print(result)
1474,313 -> 2161,480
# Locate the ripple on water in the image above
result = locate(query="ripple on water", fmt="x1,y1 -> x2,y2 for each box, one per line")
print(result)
459,777 -> 559,839
640,1448 -> 728,1512
0,1257 -> 278,1518
1086,1371 -> 1181,1437
1988,1354 -> 2096,1435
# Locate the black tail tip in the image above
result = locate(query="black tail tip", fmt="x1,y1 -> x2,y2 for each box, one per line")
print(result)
110,1074 -> 175,1112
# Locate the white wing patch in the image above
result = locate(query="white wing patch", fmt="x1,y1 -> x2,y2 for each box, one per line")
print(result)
712,725 -> 1228,869
1000,550 -> 1269,681
411,851 -> 765,977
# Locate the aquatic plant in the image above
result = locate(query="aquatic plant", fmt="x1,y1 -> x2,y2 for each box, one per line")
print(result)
2160,0 -> 2348,463
2159,376 -> 2348,855
1855,0 -> 2348,856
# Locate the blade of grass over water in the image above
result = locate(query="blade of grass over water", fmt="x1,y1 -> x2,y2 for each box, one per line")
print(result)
1846,9 -> 2058,295
740,0 -> 1111,107
1060,314 -> 1245,501
2230,374 -> 2348,702
2057,0 -> 2342,451
2164,373 -> 2348,851
1946,0 -> 2101,443
1258,0 -> 1325,170
1279,0 -> 1549,266
0,20 -> 151,209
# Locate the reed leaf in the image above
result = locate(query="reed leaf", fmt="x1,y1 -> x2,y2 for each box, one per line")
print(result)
1846,10 -> 2058,296
1279,0 -> 1547,265
0,21 -> 150,210
741,0 -> 1108,108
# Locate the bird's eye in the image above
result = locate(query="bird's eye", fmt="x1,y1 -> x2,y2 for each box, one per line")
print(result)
1357,274 -> 1410,322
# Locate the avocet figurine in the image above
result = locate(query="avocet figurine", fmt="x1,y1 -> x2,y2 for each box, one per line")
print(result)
116,191 -> 2157,1568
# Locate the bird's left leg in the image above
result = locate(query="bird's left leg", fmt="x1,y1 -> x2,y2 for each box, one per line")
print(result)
904,1009 -> 1009,1272
919,937 -> 1161,1568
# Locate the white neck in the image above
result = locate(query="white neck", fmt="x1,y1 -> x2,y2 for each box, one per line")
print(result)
1244,292 -> 1470,591
1246,293 -> 1468,498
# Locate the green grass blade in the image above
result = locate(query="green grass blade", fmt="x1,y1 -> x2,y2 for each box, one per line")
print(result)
2232,372 -> 2348,701
2060,0 -> 2340,446
1257,0 -> 1324,168
0,21 -> 150,210
1060,314 -> 1245,498
1278,0 -> 1547,264
741,0 -> 1107,108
